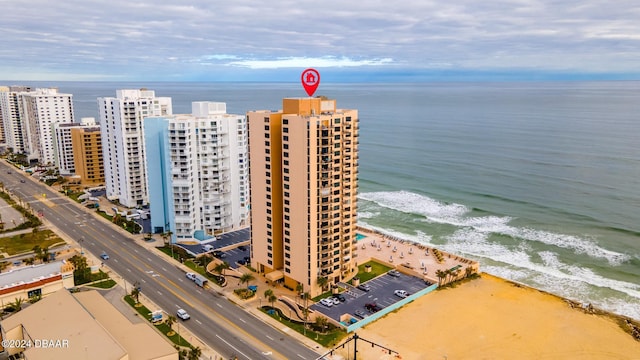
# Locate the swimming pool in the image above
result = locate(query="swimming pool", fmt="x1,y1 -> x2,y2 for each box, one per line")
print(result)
355,233 -> 367,241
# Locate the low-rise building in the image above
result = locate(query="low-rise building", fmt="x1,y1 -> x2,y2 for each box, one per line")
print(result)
0,289 -> 178,359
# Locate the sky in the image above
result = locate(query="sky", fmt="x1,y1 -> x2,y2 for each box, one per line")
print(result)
1,0 -> 640,82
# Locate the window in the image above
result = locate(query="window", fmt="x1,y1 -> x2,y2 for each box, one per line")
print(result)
265,141 -> 270,146
283,127 -> 288,133
283,119 -> 288,124
283,135 -> 288,141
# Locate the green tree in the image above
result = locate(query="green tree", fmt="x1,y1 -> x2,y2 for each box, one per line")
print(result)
268,293 -> 278,310
239,273 -> 255,287
435,269 -> 446,286
465,266 -> 475,278
263,288 -> 274,300
131,288 -> 140,304
165,315 -> 176,331
188,347 -> 202,360
315,315 -> 329,333
69,254 -> 88,282
23,257 -> 35,266
11,297 -> 24,313
317,276 -> 329,292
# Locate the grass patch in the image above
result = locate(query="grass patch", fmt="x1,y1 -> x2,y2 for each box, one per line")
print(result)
260,307 -> 347,347
74,269 -> 109,285
66,190 -> 84,203
0,229 -> 64,256
350,260 -> 393,284
123,295 -> 193,348
87,279 -> 117,289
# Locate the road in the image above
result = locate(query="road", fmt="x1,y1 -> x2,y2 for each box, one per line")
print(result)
0,162 -> 320,360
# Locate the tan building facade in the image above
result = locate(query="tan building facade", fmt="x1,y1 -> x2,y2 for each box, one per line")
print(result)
248,98 -> 359,296
71,126 -> 104,185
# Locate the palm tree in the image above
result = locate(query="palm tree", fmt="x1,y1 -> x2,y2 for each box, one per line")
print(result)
435,270 -> 446,286
188,347 -> 202,360
465,266 -> 475,278
23,257 -> 35,266
165,315 -> 177,332
213,262 -> 230,278
295,283 -> 303,299
317,276 -> 329,292
39,246 -> 50,263
11,297 -> 24,313
268,293 -> 278,310
264,288 -> 274,300
239,273 -> 255,287
315,316 -> 329,333
301,291 -> 311,334
69,254 -> 88,281
131,288 -> 140,304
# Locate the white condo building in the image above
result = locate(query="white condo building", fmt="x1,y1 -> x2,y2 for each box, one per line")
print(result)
53,117 -> 97,175
0,86 -> 33,153
145,102 -> 249,241
98,89 -> 172,208
21,88 -> 75,165
0,87 -> 74,165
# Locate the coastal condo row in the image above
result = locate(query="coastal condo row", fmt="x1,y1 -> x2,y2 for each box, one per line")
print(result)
0,86 -> 360,295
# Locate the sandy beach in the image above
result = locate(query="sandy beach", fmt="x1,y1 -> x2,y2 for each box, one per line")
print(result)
331,273 -> 640,359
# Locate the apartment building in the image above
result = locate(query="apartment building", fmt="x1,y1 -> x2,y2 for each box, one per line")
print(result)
20,88 -> 75,165
98,89 -> 172,208
0,86 -> 32,153
71,122 -> 104,186
145,102 -> 249,242
247,97 -> 359,296
53,117 -> 96,175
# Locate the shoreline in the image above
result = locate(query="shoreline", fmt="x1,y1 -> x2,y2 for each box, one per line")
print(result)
355,224 -> 638,322
335,272 -> 640,360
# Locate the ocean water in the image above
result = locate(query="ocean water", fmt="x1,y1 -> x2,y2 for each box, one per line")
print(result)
21,80 -> 640,320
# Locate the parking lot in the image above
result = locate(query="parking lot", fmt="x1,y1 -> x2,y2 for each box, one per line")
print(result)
310,270 -> 432,324
177,227 -> 250,268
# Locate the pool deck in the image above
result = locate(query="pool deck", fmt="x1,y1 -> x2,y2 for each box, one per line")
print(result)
354,226 -> 479,284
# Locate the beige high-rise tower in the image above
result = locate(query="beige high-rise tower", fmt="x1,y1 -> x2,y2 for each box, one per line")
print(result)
248,97 -> 359,296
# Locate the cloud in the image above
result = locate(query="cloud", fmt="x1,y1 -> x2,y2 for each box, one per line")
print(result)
1,0 -> 640,80
224,56 -> 394,69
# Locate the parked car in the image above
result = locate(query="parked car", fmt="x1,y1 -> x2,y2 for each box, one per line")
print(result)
238,245 -> 247,251
100,252 -> 109,260
186,272 -> 196,281
177,308 -> 190,320
237,259 -> 247,265
330,297 -> 340,305
388,270 -> 401,277
354,309 -> 366,318
333,293 -> 346,302
213,250 -> 226,258
20,179 -> 25,183
319,298 -> 334,307
394,289 -> 409,298
357,284 -> 371,292
364,303 -> 380,312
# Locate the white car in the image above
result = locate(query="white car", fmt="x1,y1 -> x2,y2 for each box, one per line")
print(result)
177,308 -> 190,320
319,298 -> 334,307
186,272 -> 196,281
394,290 -> 409,298
331,297 -> 341,305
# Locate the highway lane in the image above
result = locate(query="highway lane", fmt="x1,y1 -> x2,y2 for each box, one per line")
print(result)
0,163 -> 320,360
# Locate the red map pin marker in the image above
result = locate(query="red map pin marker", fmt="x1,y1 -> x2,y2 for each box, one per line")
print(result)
301,68 -> 320,96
